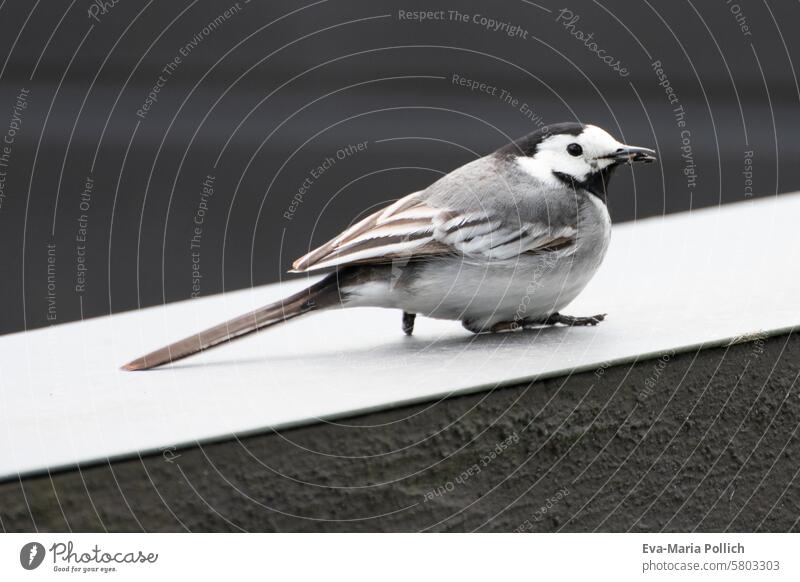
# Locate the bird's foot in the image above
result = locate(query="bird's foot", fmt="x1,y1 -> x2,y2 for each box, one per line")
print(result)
402,312 -> 416,335
464,319 -> 526,333
464,313 -> 606,334
545,312 -> 606,326
490,320 -> 522,333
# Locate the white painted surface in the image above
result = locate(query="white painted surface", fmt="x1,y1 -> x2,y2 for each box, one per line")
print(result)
1,194 -> 798,479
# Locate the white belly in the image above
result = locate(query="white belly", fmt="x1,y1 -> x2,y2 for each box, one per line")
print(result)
346,194 -> 611,330
404,251 -> 600,329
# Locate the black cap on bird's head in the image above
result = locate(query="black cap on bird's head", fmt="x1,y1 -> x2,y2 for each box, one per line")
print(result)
500,122 -> 586,157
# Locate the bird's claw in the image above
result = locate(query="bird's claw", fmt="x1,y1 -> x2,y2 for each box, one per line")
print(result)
545,312 -> 607,327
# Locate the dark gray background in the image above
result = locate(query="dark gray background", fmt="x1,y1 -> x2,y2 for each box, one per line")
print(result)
0,0 -> 796,333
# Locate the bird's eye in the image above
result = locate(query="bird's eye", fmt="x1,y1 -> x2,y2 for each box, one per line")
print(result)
567,143 -> 583,157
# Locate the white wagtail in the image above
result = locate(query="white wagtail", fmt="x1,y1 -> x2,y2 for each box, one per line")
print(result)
123,123 -> 655,370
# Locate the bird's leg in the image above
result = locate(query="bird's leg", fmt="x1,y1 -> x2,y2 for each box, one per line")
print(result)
544,312 -> 606,326
466,319 -> 542,333
467,313 -> 607,334
490,320 -> 523,333
402,312 -> 416,335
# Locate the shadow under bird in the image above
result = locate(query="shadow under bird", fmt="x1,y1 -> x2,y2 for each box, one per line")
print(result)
123,122 -> 656,371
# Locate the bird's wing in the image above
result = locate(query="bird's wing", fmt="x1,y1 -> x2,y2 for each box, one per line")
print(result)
291,190 -> 576,273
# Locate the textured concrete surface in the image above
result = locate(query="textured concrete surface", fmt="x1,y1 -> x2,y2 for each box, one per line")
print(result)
1,332 -> 798,532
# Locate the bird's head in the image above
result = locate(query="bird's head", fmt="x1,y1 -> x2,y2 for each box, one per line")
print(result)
501,122 -> 656,200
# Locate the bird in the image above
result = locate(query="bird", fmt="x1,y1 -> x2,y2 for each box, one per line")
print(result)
122,122 -> 655,371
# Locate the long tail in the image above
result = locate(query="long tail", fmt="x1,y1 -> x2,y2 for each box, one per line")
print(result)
121,273 -> 345,371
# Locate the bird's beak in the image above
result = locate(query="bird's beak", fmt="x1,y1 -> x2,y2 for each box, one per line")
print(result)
605,144 -> 657,164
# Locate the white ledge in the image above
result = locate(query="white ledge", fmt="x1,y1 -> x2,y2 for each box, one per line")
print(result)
1,193 -> 799,479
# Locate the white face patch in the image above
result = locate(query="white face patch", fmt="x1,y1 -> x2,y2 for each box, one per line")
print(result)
516,124 -> 625,184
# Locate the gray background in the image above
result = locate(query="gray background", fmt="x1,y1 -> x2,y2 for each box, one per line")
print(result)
0,0 -> 796,333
